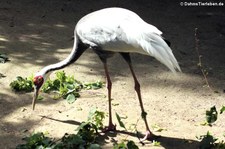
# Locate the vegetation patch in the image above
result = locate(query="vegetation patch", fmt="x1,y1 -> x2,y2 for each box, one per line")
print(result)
16,109 -> 140,149
198,106 -> 225,149
10,76 -> 33,92
10,71 -> 104,104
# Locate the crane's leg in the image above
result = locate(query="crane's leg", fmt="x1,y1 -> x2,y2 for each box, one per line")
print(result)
93,48 -> 116,132
102,61 -> 116,131
120,53 -> 153,141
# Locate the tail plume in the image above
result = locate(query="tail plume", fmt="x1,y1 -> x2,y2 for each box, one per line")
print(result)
139,33 -> 181,72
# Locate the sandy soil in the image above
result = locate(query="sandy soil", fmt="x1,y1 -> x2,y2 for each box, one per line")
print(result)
0,0 -> 225,148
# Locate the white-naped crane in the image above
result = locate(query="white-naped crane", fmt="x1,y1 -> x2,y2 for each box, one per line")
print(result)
32,7 -> 181,141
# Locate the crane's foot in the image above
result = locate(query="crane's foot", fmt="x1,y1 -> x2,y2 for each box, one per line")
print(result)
139,131 -> 159,142
102,123 -> 116,132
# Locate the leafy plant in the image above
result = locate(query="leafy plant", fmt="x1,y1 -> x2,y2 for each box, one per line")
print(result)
42,71 -> 82,104
57,132 -> 101,149
16,125 -> 101,149
88,108 -> 105,129
41,71 -> 103,104
10,71 -> 104,104
75,122 -> 98,144
10,76 -> 33,92
197,131 -> 218,149
56,114 -> 102,148
56,109 -> 104,148
206,106 -> 218,125
0,53 -> 9,63
204,105 -> 225,126
16,108 -> 140,149
198,106 -> 225,148
55,133 -> 85,149
16,119 -> 100,148
42,79 -> 60,93
16,132 -> 54,149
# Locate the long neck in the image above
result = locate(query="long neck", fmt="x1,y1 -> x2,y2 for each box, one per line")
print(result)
41,34 -> 87,75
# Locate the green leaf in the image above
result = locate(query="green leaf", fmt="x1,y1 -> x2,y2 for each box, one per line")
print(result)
83,81 -> 103,90
127,140 -> 139,149
89,143 -> 101,149
206,106 -> 218,124
66,93 -> 76,104
65,75 -> 75,83
66,83 -> 75,90
200,121 -> 208,126
56,71 -> 66,83
152,140 -> 161,146
16,76 -> 23,81
152,124 -> 167,132
113,141 -> 126,149
115,112 -> 126,130
220,106 -> 225,114
76,122 -> 98,143
53,79 -> 60,89
88,108 -> 99,120
88,108 -> 105,129
59,84 -> 68,97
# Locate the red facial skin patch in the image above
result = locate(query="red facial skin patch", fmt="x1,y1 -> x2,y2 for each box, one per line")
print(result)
33,75 -> 44,89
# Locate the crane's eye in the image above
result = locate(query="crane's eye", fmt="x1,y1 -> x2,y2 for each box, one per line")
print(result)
33,76 -> 44,87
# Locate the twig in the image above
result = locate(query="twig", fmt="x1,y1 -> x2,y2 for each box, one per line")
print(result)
195,28 -> 213,91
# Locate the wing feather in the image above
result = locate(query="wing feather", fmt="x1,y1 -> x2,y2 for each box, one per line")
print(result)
121,22 -> 181,72
137,31 -> 181,72
76,7 -> 181,72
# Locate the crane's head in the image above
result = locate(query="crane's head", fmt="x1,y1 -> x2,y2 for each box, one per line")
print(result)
33,75 -> 44,89
32,74 -> 44,110
32,69 -> 51,110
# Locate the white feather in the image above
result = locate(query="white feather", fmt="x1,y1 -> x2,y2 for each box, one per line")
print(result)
76,7 -> 180,72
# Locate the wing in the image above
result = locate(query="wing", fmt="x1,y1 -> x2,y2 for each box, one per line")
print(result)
119,21 -> 181,72
76,8 -> 181,72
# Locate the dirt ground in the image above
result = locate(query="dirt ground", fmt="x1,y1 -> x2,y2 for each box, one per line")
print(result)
0,0 -> 225,148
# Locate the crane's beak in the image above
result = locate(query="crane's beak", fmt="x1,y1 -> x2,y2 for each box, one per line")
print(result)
32,87 -> 39,110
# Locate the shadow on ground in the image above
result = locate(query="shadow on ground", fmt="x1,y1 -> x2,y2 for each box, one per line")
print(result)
32,116 -> 200,149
